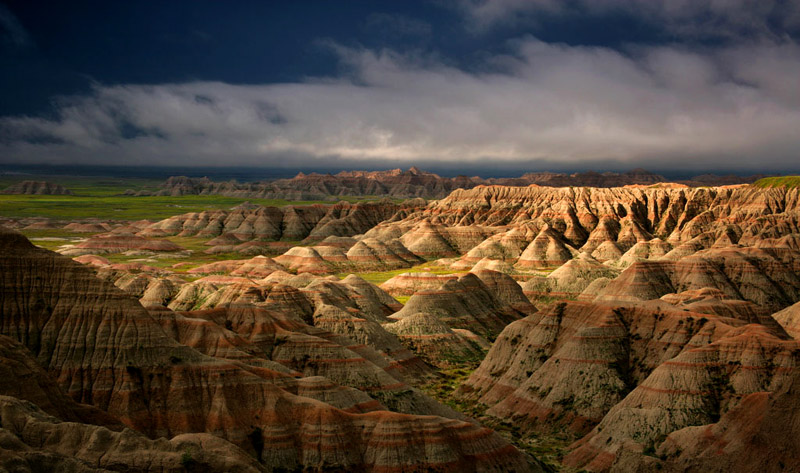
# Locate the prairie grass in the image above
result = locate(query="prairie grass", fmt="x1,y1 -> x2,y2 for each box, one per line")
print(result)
0,176 -> 385,221
0,194 -> 335,220
753,176 -> 800,189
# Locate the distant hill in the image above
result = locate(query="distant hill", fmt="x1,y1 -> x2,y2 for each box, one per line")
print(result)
0,180 -> 73,195
135,167 -> 769,200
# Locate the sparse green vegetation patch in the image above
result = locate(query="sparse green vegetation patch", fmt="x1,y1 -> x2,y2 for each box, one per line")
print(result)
21,229 -> 92,251
18,229 -> 247,273
421,365 -> 484,416
420,363 -> 571,471
753,176 -> 800,189
337,263 -> 465,285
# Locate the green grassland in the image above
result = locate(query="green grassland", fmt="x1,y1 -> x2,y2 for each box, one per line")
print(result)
753,176 -> 800,189
2,175 -> 450,281
0,194 -> 335,221
0,175 -> 391,221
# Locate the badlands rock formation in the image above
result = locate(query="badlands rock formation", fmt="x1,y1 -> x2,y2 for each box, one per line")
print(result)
143,168 -> 764,200
773,301 -> 800,339
1,180 -> 73,195
651,373 -> 800,472
13,179 -> 800,472
0,394 -> 268,473
143,198 -> 424,244
360,184 -> 800,271
389,272 -> 535,340
118,183 -> 800,281
380,272 -> 462,296
0,226 -> 541,472
140,167 -> 474,199
593,247 -> 800,312
62,232 -> 186,255
522,253 -> 620,299
63,221 -> 112,232
384,312 -> 489,367
364,184 -> 800,471
563,323 -> 798,471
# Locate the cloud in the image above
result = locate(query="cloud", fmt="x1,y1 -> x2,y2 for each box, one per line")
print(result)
1,38 -> 799,172
457,0 -> 800,42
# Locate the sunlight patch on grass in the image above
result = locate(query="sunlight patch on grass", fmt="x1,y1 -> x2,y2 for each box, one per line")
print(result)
100,250 -> 246,272
0,194 -> 335,221
336,262 -> 466,285
753,176 -> 800,189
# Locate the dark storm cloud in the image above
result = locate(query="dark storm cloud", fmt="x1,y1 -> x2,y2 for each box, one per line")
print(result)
457,0 -> 800,42
0,0 -> 798,172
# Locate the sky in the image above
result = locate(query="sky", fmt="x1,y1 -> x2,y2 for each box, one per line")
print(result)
1,0 -> 799,174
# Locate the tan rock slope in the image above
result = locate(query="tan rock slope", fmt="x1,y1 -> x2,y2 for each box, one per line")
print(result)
0,395 -> 266,473
458,297 -> 797,467
772,300 -> 800,339
143,198 -> 424,244
591,246 -> 800,312
351,185 -> 800,284
380,271 -> 462,296
564,324 -> 798,471
384,312 -> 488,367
653,373 -> 800,472
522,253 -> 620,299
389,271 -> 535,340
